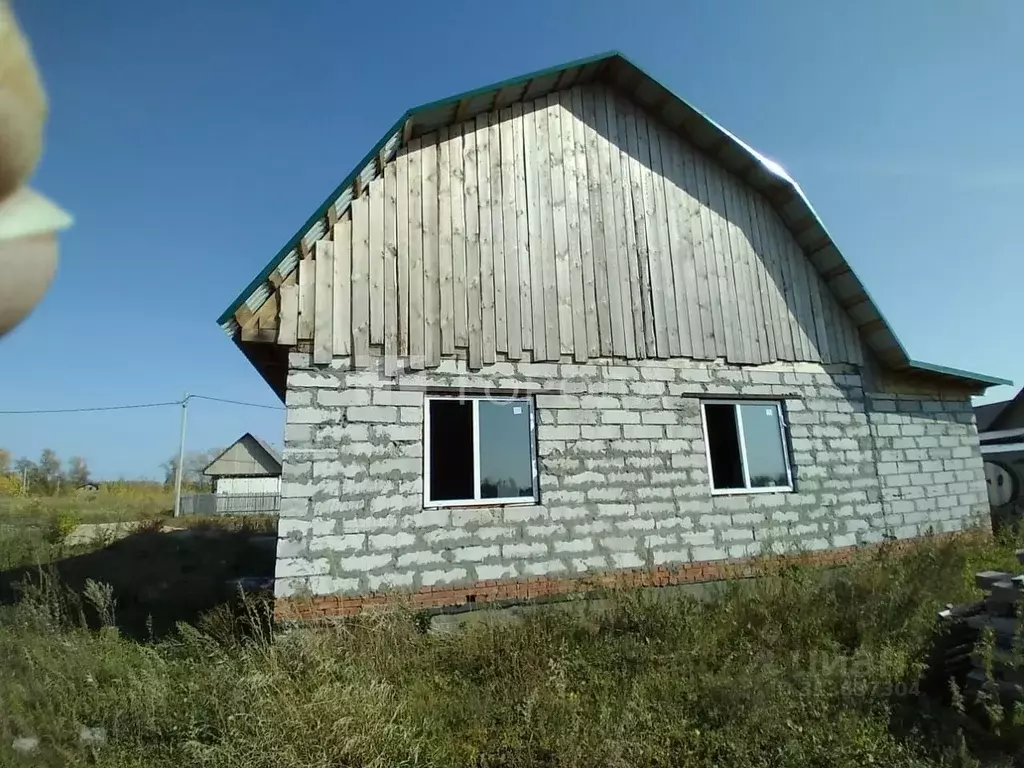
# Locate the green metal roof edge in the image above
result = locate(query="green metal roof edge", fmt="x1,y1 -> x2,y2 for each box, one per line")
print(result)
906,360 -> 1012,388
216,50 -> 623,327
215,109 -> 409,327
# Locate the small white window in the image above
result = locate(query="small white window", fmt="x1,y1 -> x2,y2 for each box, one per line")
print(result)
424,395 -> 538,507
700,400 -> 793,494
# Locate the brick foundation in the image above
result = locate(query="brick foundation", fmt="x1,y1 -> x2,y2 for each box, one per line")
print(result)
274,532 -> 965,622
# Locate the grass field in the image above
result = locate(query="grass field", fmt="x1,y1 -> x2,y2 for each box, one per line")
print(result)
0,490 -> 175,526
2,522 -> 1024,767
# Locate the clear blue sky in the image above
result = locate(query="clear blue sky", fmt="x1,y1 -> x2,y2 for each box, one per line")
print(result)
2,1 -> 1021,479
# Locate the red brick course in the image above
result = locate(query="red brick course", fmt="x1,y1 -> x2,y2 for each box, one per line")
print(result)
274,533 -> 967,622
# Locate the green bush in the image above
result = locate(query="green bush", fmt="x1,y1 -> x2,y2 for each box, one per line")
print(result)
44,510 -> 80,545
0,531 -> 1020,767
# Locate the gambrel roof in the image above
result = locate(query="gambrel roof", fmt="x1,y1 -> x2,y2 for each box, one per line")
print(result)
218,51 -> 1008,389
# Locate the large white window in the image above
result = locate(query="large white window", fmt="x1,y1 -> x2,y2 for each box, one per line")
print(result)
700,400 -> 793,494
424,395 -> 538,507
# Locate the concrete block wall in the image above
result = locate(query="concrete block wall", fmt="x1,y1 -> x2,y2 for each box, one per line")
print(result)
865,394 -> 988,537
274,353 -> 988,606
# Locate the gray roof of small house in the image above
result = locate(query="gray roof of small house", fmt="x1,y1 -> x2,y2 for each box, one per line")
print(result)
975,387 -> 1024,433
202,433 -> 282,477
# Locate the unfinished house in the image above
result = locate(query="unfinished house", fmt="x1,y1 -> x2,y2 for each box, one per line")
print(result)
217,52 -> 1010,620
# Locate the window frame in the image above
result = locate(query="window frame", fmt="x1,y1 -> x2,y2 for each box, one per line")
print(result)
699,399 -> 794,495
422,394 -> 539,508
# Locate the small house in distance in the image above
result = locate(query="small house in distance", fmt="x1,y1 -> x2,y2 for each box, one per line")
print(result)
203,434 -> 282,496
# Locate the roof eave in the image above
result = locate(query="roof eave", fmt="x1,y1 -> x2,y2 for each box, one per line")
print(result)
905,359 -> 1012,389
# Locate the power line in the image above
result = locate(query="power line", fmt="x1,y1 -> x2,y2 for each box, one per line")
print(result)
0,401 -> 182,415
189,394 -> 284,411
0,394 -> 283,415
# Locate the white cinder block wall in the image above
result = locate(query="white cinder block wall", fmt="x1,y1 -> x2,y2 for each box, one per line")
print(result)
274,354 -> 988,600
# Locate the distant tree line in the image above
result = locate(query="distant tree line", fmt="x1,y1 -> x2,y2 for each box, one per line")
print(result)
0,446 -> 224,495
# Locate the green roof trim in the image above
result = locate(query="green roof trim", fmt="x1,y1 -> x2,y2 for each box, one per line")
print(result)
906,360 -> 1012,388
216,50 -> 623,327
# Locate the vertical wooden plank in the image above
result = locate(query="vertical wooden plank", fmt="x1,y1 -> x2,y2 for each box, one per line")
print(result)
438,127 -> 455,356
547,92 -> 574,356
663,134 -> 701,358
463,123 -> 483,369
396,148 -> 410,357
511,103 -> 532,353
476,114 -> 496,364
723,173 -> 766,364
752,193 -> 794,361
369,177 -> 385,347
604,92 -> 639,359
488,112 -> 507,356
582,88 -> 612,357
633,108 -> 669,357
383,162 -> 399,370
297,253 -> 315,341
535,97 -> 560,359
500,108 -> 523,360
803,247 -> 831,363
278,282 -> 298,346
703,163 -> 747,363
595,89 -> 629,358
450,127 -> 468,349
407,139 -> 425,369
679,142 -> 715,358
572,89 -> 599,357
692,153 -> 728,360
313,240 -> 334,363
560,89 -> 587,362
332,218 -> 351,355
797,240 -> 826,361
351,194 -> 370,366
524,105 -> 546,360
738,184 -> 778,363
771,208 -> 812,361
621,104 -> 657,358
781,220 -> 817,361
647,121 -> 681,358
421,135 -> 440,368
846,312 -> 864,366
823,277 -> 850,365
614,99 -> 648,358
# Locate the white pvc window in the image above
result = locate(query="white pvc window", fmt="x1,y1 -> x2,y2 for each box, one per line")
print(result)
423,395 -> 538,507
700,400 -> 793,494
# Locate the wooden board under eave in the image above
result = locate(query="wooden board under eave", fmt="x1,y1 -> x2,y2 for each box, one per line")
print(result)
499,108 -> 523,360
437,127 -> 455,357
407,138 -> 425,369
277,281 -> 298,346
257,82 -> 880,371
383,162 -> 399,372
421,135 -> 441,368
351,193 -> 371,367
313,239 -> 334,364
297,253 -> 315,341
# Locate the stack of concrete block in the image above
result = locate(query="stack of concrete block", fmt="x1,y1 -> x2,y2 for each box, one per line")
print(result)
949,557 -> 1024,704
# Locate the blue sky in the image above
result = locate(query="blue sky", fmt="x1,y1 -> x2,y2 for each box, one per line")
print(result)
3,1 -> 1021,479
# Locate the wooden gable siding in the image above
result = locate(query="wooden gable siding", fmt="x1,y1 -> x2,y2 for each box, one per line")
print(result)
204,435 -> 280,478
277,84 -> 864,367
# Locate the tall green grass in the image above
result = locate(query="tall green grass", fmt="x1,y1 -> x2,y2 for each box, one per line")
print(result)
1,532 -> 1021,767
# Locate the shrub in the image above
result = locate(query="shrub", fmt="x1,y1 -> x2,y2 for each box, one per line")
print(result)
44,510 -> 79,545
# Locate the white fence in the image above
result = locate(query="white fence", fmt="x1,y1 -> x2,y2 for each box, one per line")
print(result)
178,493 -> 280,516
